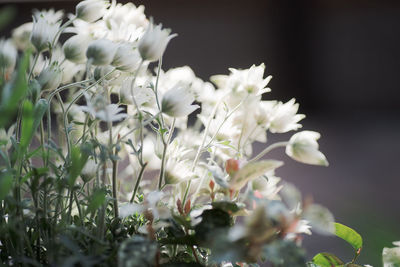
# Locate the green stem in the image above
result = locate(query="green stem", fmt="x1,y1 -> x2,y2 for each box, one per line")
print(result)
112,157 -> 119,218
158,118 -> 175,190
130,162 -> 148,203
28,52 -> 40,80
248,141 -> 288,163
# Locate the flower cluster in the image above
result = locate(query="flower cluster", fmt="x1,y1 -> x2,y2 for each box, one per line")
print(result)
0,1 -> 375,267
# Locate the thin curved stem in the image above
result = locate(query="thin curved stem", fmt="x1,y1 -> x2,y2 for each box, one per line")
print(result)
248,141 -> 288,163
130,162 -> 148,203
158,118 -> 175,190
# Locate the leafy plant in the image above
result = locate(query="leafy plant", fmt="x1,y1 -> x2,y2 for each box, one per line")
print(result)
0,1 -> 391,267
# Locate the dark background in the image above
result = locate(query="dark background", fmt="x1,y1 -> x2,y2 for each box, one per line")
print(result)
1,0 -> 400,265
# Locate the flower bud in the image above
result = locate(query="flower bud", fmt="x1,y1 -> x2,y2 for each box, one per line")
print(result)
225,158 -> 240,175
30,15 -> 60,52
37,62 -> 63,91
138,23 -> 177,62
161,86 -> 199,117
0,39 -> 17,72
86,39 -> 117,66
63,34 -> 91,63
76,0 -> 109,23
285,130 -> 329,166
111,43 -> 141,72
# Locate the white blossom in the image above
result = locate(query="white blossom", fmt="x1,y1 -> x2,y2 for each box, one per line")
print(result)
211,63 -> 272,97
286,131 -> 329,166
111,43 -> 141,72
383,242 -> 400,267
138,22 -> 177,62
63,34 -> 92,63
269,98 -> 305,133
37,62 -> 63,91
119,78 -> 153,106
86,39 -> 118,65
81,95 -> 127,122
161,86 -> 199,117
30,15 -> 60,52
33,8 -> 64,24
76,0 -> 109,23
104,2 -> 148,29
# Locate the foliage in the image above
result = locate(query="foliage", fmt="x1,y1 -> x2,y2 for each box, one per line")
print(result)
0,1 -> 390,267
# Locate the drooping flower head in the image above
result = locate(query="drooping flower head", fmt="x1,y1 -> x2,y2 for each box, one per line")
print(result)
63,34 -> 92,63
285,130 -> 329,166
37,62 -> 63,91
161,86 -> 199,117
86,39 -> 118,65
138,22 -> 177,62
76,0 -> 110,23
30,15 -> 61,52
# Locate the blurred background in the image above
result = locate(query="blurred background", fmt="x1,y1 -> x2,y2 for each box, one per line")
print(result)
1,0 -> 400,265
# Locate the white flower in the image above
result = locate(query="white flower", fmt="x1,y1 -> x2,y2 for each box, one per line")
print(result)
119,78 -> 153,106
111,43 -> 141,72
251,174 -> 282,200
138,22 -> 177,62
383,242 -> 400,267
96,104 -> 127,122
30,15 -> 60,52
103,2 -> 148,29
269,98 -> 305,133
286,131 -> 329,166
37,62 -> 63,91
211,63 -> 272,96
164,140 -> 196,184
63,34 -> 92,63
76,0 -> 109,23
0,39 -> 17,71
86,39 -> 118,65
161,86 -> 199,117
81,94 -> 127,122
33,8 -> 64,24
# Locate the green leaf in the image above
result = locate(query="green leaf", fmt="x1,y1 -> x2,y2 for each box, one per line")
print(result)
334,222 -> 363,251
230,160 -> 283,190
0,171 -> 13,201
0,50 -> 30,127
18,99 -> 47,154
86,188 -> 106,215
32,99 -> 48,134
68,145 -> 89,187
19,100 -> 34,151
312,252 -> 344,267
